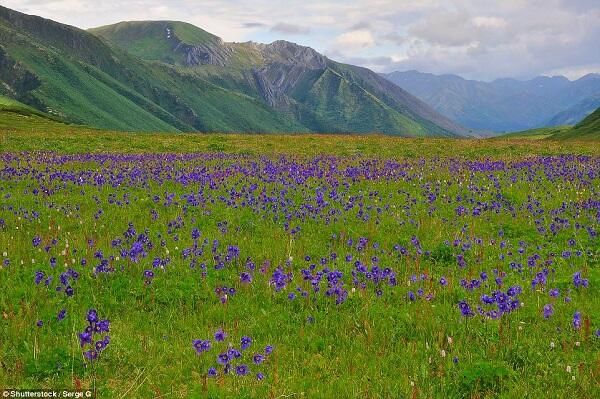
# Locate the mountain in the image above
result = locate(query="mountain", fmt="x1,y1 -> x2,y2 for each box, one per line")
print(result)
0,7 -> 471,137
382,70 -> 600,132
549,106 -> 600,140
498,106 -> 600,141
545,94 -> 600,126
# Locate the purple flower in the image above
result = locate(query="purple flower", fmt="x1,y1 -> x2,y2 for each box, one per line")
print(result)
240,272 -> 252,284
217,352 -> 229,365
36,320 -> 43,327
32,236 -> 41,247
79,332 -> 93,347
253,353 -> 264,364
192,339 -> 211,354
256,372 -> 265,381
458,300 -> 474,317
214,329 -> 227,342
241,336 -> 252,350
573,271 -> 588,289
57,308 -> 67,321
573,311 -> 581,329
264,345 -> 274,355
543,304 -> 553,319
87,309 -> 98,323
235,364 -> 249,376
208,367 -> 217,377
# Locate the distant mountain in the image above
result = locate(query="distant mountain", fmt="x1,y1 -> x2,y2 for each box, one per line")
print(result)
550,106 -> 600,140
545,95 -> 600,126
382,70 -> 600,132
0,7 -> 472,137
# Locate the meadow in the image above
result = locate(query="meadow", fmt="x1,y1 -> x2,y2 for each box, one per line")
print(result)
0,131 -> 599,398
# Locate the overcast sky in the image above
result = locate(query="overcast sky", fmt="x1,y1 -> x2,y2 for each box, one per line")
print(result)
3,0 -> 599,81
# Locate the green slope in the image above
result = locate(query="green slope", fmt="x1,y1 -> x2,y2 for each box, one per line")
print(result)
0,95 -> 87,133
90,21 -> 470,137
1,6 -> 470,136
0,6 -> 304,133
549,106 -> 600,140
496,106 -> 600,141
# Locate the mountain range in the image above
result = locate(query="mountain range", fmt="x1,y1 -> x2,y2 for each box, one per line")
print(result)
382,70 -> 600,132
0,6 -> 473,137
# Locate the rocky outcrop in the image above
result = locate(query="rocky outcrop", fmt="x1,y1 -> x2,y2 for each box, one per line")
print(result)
252,41 -> 327,110
172,37 -> 233,67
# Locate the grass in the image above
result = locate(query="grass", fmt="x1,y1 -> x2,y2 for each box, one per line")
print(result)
0,125 -> 599,398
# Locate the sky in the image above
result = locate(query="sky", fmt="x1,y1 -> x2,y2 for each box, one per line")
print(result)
3,0 -> 599,81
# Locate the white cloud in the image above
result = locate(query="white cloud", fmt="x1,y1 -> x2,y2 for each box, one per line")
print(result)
332,30 -> 375,49
1,0 -> 599,80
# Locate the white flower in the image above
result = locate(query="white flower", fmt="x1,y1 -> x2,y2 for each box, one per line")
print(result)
575,341 -> 580,347
440,349 -> 446,358
550,342 -> 555,349
2,251 -> 6,257
566,365 -> 572,373
447,336 -> 453,345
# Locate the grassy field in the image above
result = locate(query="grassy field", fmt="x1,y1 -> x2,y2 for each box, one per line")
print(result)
0,127 -> 599,398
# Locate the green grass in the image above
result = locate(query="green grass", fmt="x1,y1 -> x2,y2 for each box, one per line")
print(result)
496,126 -> 571,140
497,107 -> 600,141
1,126 -> 599,398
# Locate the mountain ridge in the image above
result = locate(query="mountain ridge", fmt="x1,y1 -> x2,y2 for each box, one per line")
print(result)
382,70 -> 600,132
0,6 -> 473,137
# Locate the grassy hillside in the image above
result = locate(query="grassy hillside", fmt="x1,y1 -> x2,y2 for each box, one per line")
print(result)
497,107 -> 600,141
550,106 -> 600,140
89,20 -> 470,137
0,6 -> 305,133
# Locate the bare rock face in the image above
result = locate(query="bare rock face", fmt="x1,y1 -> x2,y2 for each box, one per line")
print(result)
252,40 -> 327,109
172,37 -> 234,67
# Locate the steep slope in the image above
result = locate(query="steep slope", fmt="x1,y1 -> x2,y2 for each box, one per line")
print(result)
550,107 -> 600,140
382,70 -> 600,132
90,21 -> 471,137
545,95 -> 600,126
0,6 -> 305,133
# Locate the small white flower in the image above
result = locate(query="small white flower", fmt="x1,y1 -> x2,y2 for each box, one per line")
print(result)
447,336 -> 453,345
440,349 -> 446,358
575,341 -> 580,347
566,365 -> 572,373
550,342 -> 555,349
2,251 -> 7,257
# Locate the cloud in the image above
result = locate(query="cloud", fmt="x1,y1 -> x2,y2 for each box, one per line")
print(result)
333,30 -> 375,49
242,22 -> 267,28
270,23 -> 310,35
2,0 -> 599,80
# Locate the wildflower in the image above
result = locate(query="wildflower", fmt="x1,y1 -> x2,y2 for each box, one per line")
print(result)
458,300 -> 474,317
241,336 -> 252,350
193,339 -> 211,354
253,353 -> 264,364
214,329 -> 227,342
573,312 -> 581,329
57,309 -> 66,321
572,271 -> 588,289
543,304 -> 553,319
235,364 -> 249,376
264,345 -> 274,355
256,372 -> 265,381
208,367 -> 217,377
